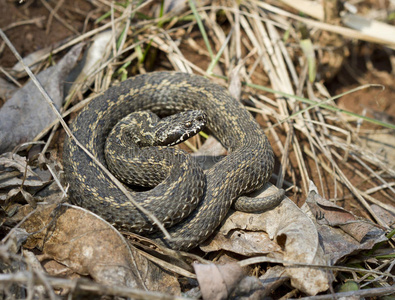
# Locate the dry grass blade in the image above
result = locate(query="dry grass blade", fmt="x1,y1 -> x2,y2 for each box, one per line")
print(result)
0,271 -> 190,300
239,256 -> 395,278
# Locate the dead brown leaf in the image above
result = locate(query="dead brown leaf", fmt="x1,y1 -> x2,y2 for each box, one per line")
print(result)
193,262 -> 244,300
371,204 -> 395,228
0,44 -> 82,153
201,184 -> 329,295
0,152 -> 52,203
20,203 -> 181,295
304,183 -> 387,263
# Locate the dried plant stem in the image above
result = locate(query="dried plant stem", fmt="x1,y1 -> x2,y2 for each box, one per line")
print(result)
299,286 -> 395,299
239,256 -> 394,278
0,272 -> 190,300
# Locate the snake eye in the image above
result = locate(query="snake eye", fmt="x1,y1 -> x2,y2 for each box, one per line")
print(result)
185,121 -> 192,128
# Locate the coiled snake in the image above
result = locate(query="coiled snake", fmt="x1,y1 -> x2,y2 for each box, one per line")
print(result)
63,72 -> 283,250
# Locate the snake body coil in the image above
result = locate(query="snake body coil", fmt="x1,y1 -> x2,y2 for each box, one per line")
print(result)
63,72 -> 275,250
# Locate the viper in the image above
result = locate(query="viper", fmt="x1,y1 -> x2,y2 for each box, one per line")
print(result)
63,72 -> 284,250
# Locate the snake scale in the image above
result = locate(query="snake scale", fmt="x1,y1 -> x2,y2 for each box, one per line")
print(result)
63,72 -> 279,250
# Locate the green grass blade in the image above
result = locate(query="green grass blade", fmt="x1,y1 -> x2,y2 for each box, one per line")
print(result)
300,38 -> 316,82
206,27 -> 234,75
188,0 -> 214,60
247,82 -> 395,130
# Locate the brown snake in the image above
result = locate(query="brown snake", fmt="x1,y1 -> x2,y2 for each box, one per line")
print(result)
63,72 -> 283,250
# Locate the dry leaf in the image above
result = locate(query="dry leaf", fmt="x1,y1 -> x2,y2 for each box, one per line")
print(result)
306,188 -> 385,243
0,153 -> 52,203
0,44 -> 82,153
259,266 -> 289,295
201,184 -> 329,295
370,204 -> 395,229
11,37 -> 72,77
67,31 -> 113,96
20,204 -> 181,294
194,262 -> 285,299
193,262 -> 245,300
304,182 -> 387,264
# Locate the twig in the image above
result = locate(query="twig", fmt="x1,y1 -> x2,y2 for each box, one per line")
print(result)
1,17 -> 45,32
238,257 -> 394,278
0,271 -> 190,300
0,66 -> 22,87
296,285 -> 395,299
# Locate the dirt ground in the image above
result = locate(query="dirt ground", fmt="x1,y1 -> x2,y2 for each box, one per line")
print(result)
1,0 -> 394,218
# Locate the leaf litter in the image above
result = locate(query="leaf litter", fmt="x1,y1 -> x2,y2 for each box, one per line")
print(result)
0,44 -> 82,153
16,203 -> 181,294
0,0 -> 394,299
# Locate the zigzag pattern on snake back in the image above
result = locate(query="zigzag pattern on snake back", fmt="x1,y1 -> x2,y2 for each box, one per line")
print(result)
63,72 -> 275,250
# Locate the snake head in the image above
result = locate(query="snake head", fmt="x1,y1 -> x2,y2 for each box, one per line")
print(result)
155,110 -> 207,146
